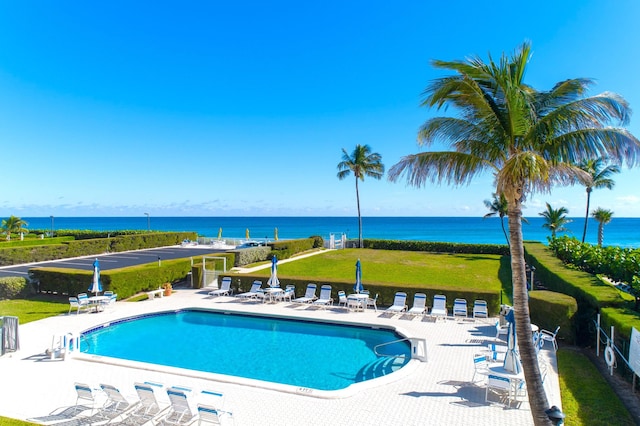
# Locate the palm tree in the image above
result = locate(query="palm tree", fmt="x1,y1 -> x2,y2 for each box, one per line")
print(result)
0,216 -> 29,241
388,42 -> 640,425
591,207 -> 613,246
483,193 -> 510,246
578,158 -> 619,243
337,144 -> 385,248
539,203 -> 571,238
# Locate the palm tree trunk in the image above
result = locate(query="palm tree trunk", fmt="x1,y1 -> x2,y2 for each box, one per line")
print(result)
581,188 -> 591,243
500,217 -> 510,247
598,222 -> 604,247
508,197 -> 552,425
355,177 -> 363,248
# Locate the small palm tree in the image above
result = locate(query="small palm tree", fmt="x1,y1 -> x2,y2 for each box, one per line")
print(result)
483,193 -> 510,246
539,203 -> 571,238
591,207 -> 613,246
337,144 -> 384,248
0,216 -> 29,241
578,158 -> 619,243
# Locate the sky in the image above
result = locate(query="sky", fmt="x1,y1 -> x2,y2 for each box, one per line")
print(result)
1,0 -> 640,218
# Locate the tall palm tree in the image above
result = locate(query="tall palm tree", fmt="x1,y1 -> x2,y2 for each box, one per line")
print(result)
578,158 -> 619,243
591,207 -> 613,246
0,216 -> 28,241
337,144 -> 385,248
388,42 -> 640,425
483,193 -> 510,246
539,203 -> 571,238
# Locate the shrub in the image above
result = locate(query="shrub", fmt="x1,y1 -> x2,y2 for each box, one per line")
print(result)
267,238 -> 316,260
529,290 -> 578,344
0,277 -> 28,299
363,239 -> 509,255
233,246 -> 272,266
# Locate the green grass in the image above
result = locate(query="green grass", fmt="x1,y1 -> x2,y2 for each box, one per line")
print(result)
253,248 -> 509,292
0,294 -> 69,324
0,417 -> 37,425
557,347 -> 635,425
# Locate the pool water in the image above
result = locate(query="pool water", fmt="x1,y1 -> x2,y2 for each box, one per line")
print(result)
81,310 -> 411,391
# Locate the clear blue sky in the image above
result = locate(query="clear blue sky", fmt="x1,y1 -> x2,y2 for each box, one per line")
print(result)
2,0 -> 640,218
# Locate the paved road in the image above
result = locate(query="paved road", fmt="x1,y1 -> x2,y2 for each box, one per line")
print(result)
0,246 -> 228,279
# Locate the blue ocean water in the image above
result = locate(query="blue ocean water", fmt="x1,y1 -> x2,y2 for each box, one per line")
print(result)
20,216 -> 640,248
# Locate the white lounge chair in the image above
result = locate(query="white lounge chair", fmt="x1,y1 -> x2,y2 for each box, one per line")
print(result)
127,382 -> 168,425
453,298 -> 468,319
430,294 -> 448,319
209,277 -> 232,297
197,390 -> 233,425
236,281 -> 262,300
292,283 -> 317,304
159,387 -> 196,425
99,383 -> 133,423
473,299 -> 489,318
312,285 -> 333,308
385,292 -> 407,315
408,293 -> 427,316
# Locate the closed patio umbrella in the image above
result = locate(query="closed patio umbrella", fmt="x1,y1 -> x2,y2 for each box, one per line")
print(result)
89,258 -> 103,296
246,228 -> 250,239
267,255 -> 280,288
503,308 -> 521,374
274,227 -> 279,241
217,227 -> 223,240
354,259 -> 363,294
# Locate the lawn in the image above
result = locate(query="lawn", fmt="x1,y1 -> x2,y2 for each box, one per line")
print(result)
557,347 -> 635,425
0,294 -> 69,324
254,248 -> 510,293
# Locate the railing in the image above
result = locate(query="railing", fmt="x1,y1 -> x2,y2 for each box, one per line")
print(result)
374,337 -> 428,362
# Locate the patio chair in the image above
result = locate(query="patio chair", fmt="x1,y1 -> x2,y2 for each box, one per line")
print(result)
347,295 -> 364,311
485,374 -> 513,406
495,321 -> 509,341
158,387 -> 197,425
236,281 -> 263,300
453,298 -> 468,319
126,382 -> 168,425
430,294 -> 448,319
312,285 -> 333,308
68,297 -> 89,315
292,283 -> 317,303
337,290 -> 348,307
540,326 -> 560,350
366,293 -> 378,311
407,293 -> 427,317
275,286 -> 295,302
209,277 -> 232,297
385,292 -> 408,315
472,299 -> 488,318
471,353 -> 489,382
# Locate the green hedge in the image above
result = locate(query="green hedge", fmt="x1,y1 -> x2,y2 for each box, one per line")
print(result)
0,232 -> 197,266
529,290 -> 578,344
30,258 -> 193,299
0,277 -> 28,299
30,229 -> 157,240
267,238 -> 317,260
363,239 -> 510,255
0,236 -> 75,247
233,246 -> 272,267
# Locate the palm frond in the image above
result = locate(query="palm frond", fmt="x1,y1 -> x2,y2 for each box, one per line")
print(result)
388,151 -> 491,187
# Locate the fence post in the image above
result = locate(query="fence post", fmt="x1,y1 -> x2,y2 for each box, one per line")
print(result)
596,314 -> 601,357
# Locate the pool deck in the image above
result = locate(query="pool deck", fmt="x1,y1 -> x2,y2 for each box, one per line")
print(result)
0,288 -> 561,425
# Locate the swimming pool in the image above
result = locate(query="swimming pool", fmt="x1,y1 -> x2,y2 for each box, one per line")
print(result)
80,309 -> 411,392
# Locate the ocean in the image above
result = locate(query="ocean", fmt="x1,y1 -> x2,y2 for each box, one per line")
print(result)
19,216 -> 640,248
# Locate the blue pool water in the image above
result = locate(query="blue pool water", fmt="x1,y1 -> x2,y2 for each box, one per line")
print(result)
80,310 -> 411,391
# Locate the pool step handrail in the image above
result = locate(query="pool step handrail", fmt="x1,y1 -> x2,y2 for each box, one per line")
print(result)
374,337 -> 428,362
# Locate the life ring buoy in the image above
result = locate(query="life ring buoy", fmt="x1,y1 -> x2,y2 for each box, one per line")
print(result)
605,346 -> 616,367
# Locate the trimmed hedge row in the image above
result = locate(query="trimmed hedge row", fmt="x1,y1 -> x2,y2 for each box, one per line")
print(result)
30,229 -> 156,240
362,239 -> 510,255
30,258 -> 193,299
525,241 -> 633,344
0,232 -> 197,266
529,290 -> 578,344
267,237 -> 318,260
0,277 -> 28,299
233,246 -> 272,267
